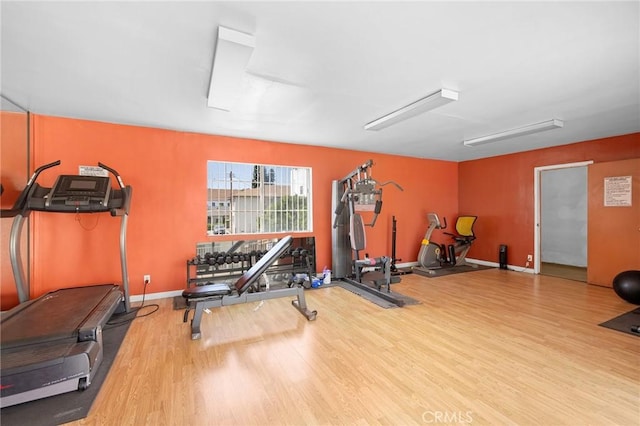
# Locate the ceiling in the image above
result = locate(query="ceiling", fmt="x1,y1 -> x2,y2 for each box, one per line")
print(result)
1,1 -> 638,162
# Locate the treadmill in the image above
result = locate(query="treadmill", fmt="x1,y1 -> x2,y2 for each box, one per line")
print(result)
0,161 -> 133,408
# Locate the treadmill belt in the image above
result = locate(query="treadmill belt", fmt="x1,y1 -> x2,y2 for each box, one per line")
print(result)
1,285 -> 119,348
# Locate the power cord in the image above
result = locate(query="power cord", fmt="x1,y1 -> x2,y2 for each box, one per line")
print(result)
105,280 -> 159,328
75,212 -> 100,231
509,261 -> 531,273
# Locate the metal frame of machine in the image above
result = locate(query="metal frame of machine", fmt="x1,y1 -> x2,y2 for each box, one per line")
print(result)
1,160 -> 132,408
331,160 -> 406,306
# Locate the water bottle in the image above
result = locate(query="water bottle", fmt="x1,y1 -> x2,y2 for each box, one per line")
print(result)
323,267 -> 331,285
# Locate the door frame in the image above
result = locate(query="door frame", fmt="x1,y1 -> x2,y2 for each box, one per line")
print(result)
533,160 -> 593,274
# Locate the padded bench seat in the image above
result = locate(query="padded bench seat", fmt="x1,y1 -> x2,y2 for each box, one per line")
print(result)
181,236 -> 317,339
182,283 -> 232,300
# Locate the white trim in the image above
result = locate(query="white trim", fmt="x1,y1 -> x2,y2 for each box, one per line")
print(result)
127,258 -> 537,303
129,289 -> 184,303
466,258 -> 534,274
533,161 -> 593,274
465,258 -> 495,267
404,258 -> 534,274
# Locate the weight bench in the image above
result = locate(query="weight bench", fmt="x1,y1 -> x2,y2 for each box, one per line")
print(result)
182,235 -> 318,340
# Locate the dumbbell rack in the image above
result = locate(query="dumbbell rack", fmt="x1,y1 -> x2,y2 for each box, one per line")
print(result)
186,237 -> 317,290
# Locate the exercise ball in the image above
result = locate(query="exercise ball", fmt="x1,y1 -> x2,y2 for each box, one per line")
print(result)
612,270 -> 640,305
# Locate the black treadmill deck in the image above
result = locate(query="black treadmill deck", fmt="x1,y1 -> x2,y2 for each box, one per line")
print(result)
1,285 -> 122,348
0,284 -> 123,407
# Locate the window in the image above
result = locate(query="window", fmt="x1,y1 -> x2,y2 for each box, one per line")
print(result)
207,161 -> 312,235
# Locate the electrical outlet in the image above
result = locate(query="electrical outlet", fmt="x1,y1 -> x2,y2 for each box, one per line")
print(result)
527,254 -> 533,262
144,274 -> 151,284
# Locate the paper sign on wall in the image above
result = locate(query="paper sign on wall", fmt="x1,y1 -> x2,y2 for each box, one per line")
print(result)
604,176 -> 632,207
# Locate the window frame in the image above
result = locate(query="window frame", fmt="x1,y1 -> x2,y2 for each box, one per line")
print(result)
206,160 -> 313,236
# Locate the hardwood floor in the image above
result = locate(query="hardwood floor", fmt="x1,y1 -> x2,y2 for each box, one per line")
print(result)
541,262 -> 588,282
69,270 -> 639,425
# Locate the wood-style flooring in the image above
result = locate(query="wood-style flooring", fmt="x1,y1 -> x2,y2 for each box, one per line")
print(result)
69,269 -> 639,425
541,262 -> 588,282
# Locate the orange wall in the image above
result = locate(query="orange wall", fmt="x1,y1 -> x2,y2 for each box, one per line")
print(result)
587,158 -> 640,286
8,114 -> 457,305
6,114 -> 637,309
1,111 -> 30,309
0,111 -> 30,208
459,133 -> 640,267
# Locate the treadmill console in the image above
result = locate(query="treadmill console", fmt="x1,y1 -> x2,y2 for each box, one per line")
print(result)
45,175 -> 111,210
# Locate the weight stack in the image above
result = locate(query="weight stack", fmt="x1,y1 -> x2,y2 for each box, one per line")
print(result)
499,244 -> 508,270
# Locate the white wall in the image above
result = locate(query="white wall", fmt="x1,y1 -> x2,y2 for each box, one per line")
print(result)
540,166 -> 587,266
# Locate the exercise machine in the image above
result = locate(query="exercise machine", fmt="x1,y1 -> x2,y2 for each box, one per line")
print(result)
444,215 -> 478,267
414,213 -> 449,274
182,235 -> 317,340
390,216 -> 412,276
331,160 -> 405,306
188,237 -> 317,291
1,160 -> 132,408
413,213 -> 478,276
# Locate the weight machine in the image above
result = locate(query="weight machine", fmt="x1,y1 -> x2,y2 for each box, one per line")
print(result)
390,215 -> 412,276
331,160 -> 405,306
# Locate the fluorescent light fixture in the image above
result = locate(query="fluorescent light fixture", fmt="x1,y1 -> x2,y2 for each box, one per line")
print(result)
207,26 -> 255,111
364,88 -> 459,131
463,119 -> 564,147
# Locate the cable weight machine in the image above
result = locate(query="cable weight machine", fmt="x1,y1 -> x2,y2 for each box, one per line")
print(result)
331,160 -> 405,306
390,215 -> 412,276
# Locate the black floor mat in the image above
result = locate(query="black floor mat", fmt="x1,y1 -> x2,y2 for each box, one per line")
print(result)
1,313 -> 132,426
599,307 -> 640,337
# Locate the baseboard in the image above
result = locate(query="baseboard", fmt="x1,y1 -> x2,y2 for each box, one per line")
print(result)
400,258 -> 534,274
396,261 -> 418,269
129,289 -> 183,303
126,258 -> 535,304
466,257 -> 534,274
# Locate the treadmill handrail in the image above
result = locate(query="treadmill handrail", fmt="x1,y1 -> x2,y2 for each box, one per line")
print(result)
7,161 -> 133,312
18,161 -> 131,215
98,162 -> 125,189
3,160 -> 61,217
